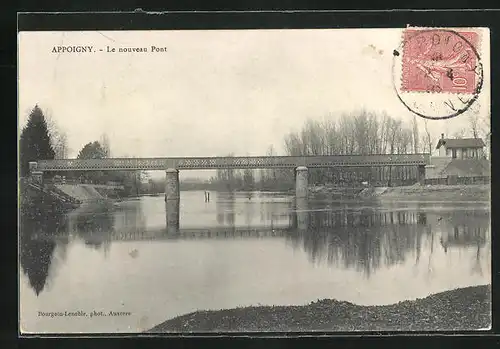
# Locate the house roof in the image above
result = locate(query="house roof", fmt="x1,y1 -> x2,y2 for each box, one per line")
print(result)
436,138 -> 485,149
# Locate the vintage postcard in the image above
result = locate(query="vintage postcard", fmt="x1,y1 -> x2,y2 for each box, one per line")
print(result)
18,26 -> 491,334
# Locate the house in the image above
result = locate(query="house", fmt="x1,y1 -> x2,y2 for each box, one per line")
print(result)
436,134 -> 485,159
425,135 -> 490,179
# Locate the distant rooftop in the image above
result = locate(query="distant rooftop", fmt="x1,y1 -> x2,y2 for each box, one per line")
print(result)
436,137 -> 485,149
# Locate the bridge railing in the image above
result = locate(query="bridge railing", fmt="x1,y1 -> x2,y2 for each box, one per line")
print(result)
35,154 -> 431,171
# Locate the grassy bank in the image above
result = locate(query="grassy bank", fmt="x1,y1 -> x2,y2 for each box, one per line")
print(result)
146,285 -> 490,332
376,184 -> 490,201
310,184 -> 490,202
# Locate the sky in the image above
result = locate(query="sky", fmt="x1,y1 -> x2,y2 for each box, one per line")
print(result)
18,29 -> 490,179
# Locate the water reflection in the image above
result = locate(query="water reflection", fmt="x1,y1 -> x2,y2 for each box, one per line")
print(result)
67,204 -> 113,253
20,192 -> 491,297
287,202 -> 490,278
20,203 -> 115,296
19,209 -> 67,295
215,191 -> 235,226
439,220 -> 489,276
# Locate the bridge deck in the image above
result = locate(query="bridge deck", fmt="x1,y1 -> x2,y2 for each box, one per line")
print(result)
36,154 -> 430,171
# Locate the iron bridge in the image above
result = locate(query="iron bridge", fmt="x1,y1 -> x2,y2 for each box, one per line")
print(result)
35,154 -> 430,171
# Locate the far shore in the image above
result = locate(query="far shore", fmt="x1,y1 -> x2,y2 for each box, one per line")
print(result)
146,284 -> 491,333
310,183 -> 490,202
22,182 -> 490,215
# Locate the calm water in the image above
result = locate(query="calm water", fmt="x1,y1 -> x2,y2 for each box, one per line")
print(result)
19,190 -> 491,333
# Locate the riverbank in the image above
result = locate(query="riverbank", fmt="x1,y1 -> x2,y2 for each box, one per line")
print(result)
375,183 -> 490,201
146,284 -> 490,332
20,181 -> 128,216
311,183 -> 490,202
54,184 -> 106,202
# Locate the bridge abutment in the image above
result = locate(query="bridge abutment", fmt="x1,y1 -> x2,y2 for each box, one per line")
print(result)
295,166 -> 308,199
28,161 -> 44,185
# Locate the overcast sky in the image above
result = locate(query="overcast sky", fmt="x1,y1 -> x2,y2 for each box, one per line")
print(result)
18,29 -> 490,178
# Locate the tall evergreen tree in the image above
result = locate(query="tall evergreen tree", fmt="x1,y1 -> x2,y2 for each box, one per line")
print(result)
19,105 -> 55,176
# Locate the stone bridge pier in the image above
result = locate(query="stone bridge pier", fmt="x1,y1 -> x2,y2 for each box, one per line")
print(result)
295,166 -> 308,199
165,168 -> 180,234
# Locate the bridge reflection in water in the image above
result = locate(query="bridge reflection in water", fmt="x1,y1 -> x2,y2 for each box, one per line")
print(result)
20,193 -> 490,296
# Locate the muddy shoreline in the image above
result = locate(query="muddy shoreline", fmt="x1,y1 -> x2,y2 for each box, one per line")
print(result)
146,284 -> 491,333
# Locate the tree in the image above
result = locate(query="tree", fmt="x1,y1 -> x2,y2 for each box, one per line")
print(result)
481,113 -> 491,160
77,141 -> 107,160
19,105 -> 55,176
411,115 -> 419,153
54,132 -> 69,159
421,119 -> 435,155
469,113 -> 480,139
452,128 -> 467,139
45,113 -> 69,159
282,111 -> 423,186
243,168 -> 255,191
75,141 -> 108,184
216,153 -> 236,191
100,133 -> 111,157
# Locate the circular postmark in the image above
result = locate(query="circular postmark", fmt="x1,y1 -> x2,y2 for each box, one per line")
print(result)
392,28 -> 483,120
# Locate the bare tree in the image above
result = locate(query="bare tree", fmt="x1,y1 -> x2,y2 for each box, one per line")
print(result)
388,119 -> 401,154
100,133 -> 111,157
285,131 -> 303,156
282,111 -> 419,186
266,145 -> 277,185
469,113 -> 480,138
216,153 -> 236,190
452,128 -> 467,139
54,131 -> 69,159
45,112 -> 69,159
353,110 -> 370,155
396,128 -> 412,154
480,113 -> 491,159
421,119 -> 434,155
411,115 -> 419,153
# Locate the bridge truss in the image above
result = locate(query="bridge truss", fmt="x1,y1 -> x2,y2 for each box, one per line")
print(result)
35,154 -> 430,171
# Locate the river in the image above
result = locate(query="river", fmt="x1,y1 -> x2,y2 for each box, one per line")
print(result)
19,190 -> 491,333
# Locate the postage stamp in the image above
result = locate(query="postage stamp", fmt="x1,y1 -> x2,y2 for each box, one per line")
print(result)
401,29 -> 480,94
392,27 -> 486,120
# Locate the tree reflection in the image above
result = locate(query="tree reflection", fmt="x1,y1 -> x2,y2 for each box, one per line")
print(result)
439,223 -> 489,276
67,204 -> 114,252
288,205 -> 430,277
215,192 -> 236,228
19,207 -> 67,296
288,204 -> 490,278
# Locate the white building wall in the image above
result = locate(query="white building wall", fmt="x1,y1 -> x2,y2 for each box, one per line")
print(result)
438,146 -> 447,157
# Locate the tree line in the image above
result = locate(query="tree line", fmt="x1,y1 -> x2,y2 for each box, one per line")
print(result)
282,111 -> 421,185
210,111 -> 425,188
284,111 -> 420,157
20,105 -> 490,193
19,105 -> 141,197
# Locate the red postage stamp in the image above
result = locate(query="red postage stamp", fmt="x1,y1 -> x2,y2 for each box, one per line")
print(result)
401,29 -> 480,94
